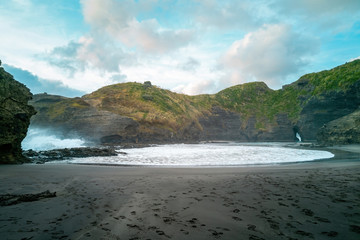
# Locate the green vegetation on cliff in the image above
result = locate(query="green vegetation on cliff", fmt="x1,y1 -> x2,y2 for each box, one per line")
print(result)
29,94 -> 91,123
30,60 -> 360,140
301,59 -> 360,94
214,81 -> 303,125
82,82 -> 207,132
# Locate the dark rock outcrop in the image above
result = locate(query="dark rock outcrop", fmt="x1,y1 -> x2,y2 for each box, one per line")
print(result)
297,80 -> 360,141
23,147 -> 118,163
317,108 -> 360,145
199,107 -> 244,141
0,64 -> 36,163
199,108 -> 295,142
0,190 -> 56,206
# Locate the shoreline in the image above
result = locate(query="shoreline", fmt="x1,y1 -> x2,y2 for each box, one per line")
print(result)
43,142 -> 359,168
1,145 -> 359,239
23,141 -> 360,167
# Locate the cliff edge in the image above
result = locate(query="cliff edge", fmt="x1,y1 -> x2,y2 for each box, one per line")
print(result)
0,62 -> 36,163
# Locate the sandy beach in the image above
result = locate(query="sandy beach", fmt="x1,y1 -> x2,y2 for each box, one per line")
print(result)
0,149 -> 359,240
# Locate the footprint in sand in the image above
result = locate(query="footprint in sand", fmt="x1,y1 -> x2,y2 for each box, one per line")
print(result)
126,224 -> 141,230
301,209 -> 314,217
321,231 -> 338,237
180,229 -> 189,235
232,216 -> 242,221
350,225 -> 360,234
247,224 -> 257,231
295,230 -> 313,238
148,226 -> 159,230
216,227 -> 230,231
162,217 -> 175,224
208,229 -> 223,237
156,230 -> 167,236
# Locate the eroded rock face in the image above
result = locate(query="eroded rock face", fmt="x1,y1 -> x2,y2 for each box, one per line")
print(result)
198,108 -> 295,142
29,94 -> 139,143
297,80 -> 360,141
0,65 -> 36,163
317,109 -> 360,145
199,107 -> 244,141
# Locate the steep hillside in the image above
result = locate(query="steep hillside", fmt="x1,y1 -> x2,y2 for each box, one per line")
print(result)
83,82 -> 207,131
292,60 -> 360,140
81,81 -> 216,142
29,60 -> 360,144
317,108 -> 360,145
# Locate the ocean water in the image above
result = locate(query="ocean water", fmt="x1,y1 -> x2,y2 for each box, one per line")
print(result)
22,128 -> 86,151
22,128 -> 334,166
61,142 -> 334,167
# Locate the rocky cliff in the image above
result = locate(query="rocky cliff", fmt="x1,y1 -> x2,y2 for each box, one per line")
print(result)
0,63 -> 36,163
28,60 -> 360,145
293,61 -> 360,141
29,94 -> 139,143
317,108 -> 360,145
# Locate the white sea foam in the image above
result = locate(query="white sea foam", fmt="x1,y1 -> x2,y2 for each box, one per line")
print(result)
61,142 -> 334,167
22,128 -> 86,151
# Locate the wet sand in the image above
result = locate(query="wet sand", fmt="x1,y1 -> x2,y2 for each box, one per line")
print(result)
0,148 -> 359,240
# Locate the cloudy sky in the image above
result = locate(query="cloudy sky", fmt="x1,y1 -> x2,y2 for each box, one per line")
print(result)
1,0 -> 359,96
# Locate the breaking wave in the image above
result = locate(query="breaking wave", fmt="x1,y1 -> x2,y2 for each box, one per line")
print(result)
62,142 -> 334,167
22,128 -> 86,151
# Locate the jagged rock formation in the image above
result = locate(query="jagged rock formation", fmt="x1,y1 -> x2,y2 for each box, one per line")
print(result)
28,60 -> 360,145
23,147 -> 118,163
0,64 -> 36,163
317,109 -> 360,145
0,190 -> 56,206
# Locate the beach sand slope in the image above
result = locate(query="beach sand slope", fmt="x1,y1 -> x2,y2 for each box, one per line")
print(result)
0,161 -> 359,240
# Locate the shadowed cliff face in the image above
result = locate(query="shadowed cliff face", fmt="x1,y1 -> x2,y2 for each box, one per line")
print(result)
28,94 -> 139,144
27,60 -> 360,145
297,80 -> 360,141
317,108 -> 360,145
0,65 -> 36,163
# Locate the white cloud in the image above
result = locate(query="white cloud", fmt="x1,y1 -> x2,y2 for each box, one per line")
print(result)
193,0 -> 266,30
276,0 -> 360,16
1,0 -> 358,97
119,45 -> 224,95
81,0 -> 135,30
350,56 -> 360,62
11,0 -> 32,7
273,0 -> 360,33
172,79 -> 218,95
221,24 -> 319,88
49,36 -> 135,74
3,64 -> 85,97
178,57 -> 201,72
123,20 -> 194,54
81,0 -> 194,54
